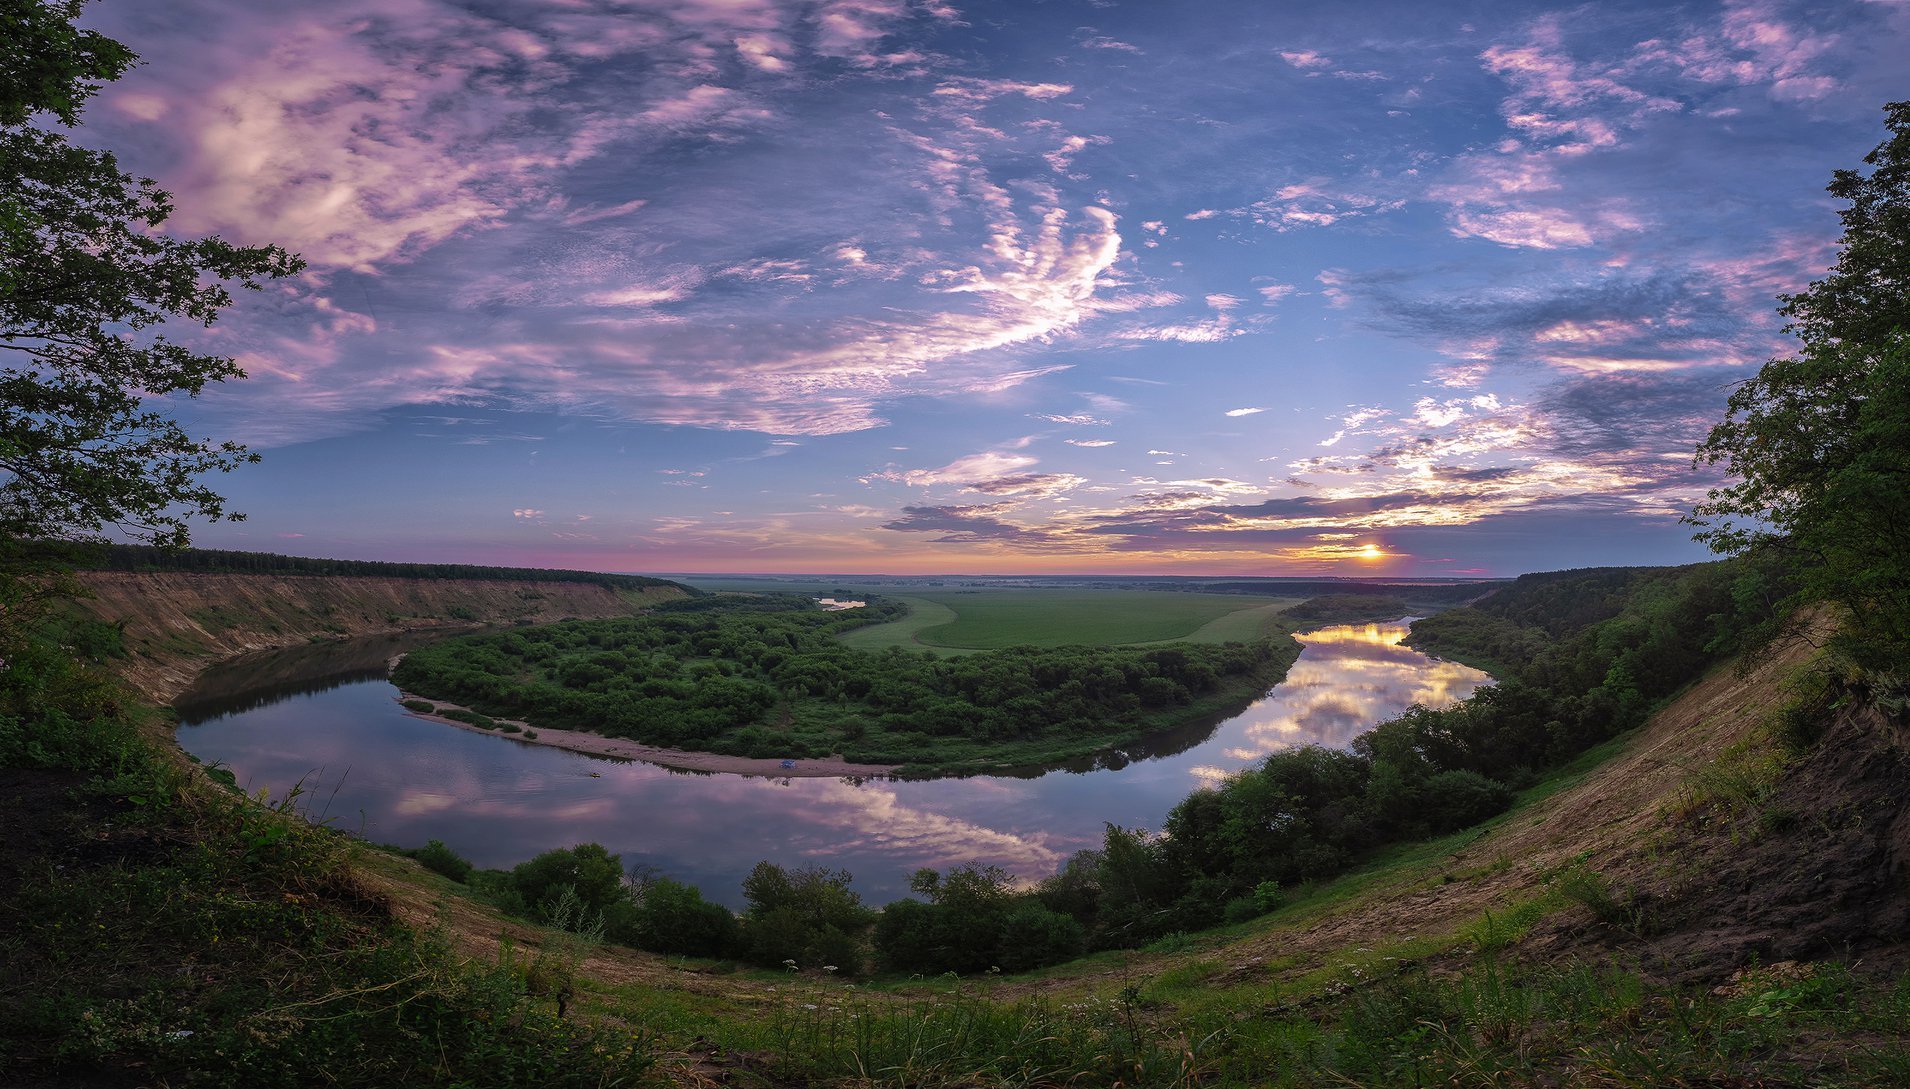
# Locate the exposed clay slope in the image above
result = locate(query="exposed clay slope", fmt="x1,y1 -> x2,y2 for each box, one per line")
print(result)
72,571 -> 686,703
1568,696 -> 1910,976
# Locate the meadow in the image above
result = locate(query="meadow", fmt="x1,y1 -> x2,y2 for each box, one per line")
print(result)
835,590 -> 1305,653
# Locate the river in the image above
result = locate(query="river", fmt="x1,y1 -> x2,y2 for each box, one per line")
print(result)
173,621 -> 1489,907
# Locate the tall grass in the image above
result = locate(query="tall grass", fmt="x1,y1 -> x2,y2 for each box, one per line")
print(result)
0,624 -> 663,1087
722,959 -> 1909,1087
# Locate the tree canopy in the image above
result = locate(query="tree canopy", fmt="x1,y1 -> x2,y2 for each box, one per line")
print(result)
1,0 -> 301,549
1690,101 -> 1910,673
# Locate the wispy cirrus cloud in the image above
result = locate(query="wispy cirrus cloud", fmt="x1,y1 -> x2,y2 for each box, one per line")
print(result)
100,0 -> 1151,444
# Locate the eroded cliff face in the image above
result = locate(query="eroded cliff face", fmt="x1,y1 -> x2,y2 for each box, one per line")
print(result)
70,571 -> 687,702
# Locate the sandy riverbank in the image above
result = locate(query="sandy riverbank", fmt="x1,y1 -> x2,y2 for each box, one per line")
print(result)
393,691 -> 901,779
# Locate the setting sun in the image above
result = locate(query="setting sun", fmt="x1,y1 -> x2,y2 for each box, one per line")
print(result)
1358,543 -> 1386,562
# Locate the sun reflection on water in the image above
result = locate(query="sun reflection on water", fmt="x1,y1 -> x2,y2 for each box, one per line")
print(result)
1210,619 -> 1491,777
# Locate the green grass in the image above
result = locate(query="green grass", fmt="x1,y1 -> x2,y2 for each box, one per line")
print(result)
670,953 -> 1909,1087
835,595 -> 966,654
1163,599 -> 1303,644
0,636 -> 663,1087
841,590 -> 1301,652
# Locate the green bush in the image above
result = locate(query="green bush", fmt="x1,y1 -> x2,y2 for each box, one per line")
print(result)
1223,880 -> 1284,924
443,708 -> 497,729
407,839 -> 474,883
875,866 -> 1088,975
615,877 -> 738,957
1419,769 -> 1515,833
994,903 -> 1086,972
511,844 -> 627,930
739,862 -> 874,975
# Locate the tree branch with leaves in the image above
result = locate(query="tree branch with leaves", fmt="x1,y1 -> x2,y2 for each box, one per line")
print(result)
1,0 -> 302,550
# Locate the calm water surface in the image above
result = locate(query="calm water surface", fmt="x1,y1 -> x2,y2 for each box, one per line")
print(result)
175,622 -> 1489,906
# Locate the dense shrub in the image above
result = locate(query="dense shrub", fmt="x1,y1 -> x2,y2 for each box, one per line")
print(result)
614,876 -> 738,957
874,866 -> 1086,975
511,844 -> 627,928
738,862 -> 875,975
407,839 -> 474,883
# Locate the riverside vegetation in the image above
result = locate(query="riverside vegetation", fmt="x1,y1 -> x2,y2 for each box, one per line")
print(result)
391,593 -> 1302,774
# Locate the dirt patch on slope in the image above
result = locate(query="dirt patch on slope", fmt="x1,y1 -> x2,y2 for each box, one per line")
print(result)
1213,631 -> 1826,973
1567,698 -> 1910,978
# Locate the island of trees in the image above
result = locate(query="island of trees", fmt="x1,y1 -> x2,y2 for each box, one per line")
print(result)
391,593 -> 1301,774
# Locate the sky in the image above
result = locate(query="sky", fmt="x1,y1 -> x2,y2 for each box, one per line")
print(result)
76,0 -> 1910,577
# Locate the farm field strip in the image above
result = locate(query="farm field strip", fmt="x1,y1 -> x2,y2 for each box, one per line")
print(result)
1141,598 -> 1305,645
833,596 -> 967,654
838,590 -> 1301,651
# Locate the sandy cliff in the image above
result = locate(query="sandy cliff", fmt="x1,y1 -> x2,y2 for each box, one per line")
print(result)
70,571 -> 686,702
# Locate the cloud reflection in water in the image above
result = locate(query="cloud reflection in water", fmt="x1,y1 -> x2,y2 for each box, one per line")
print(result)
178,621 -> 1489,904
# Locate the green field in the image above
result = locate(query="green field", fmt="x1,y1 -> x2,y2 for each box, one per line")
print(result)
836,589 -> 1303,652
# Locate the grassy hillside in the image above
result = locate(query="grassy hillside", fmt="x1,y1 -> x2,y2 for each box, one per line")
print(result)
6,564 -> 1908,1085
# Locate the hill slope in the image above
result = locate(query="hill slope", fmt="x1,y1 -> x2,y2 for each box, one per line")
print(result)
70,571 -> 689,702
342,616 -> 1910,1085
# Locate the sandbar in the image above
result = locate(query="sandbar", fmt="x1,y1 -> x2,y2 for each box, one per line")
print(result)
393,691 -> 900,779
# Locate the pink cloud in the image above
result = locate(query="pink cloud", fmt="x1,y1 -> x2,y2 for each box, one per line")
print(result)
1637,0 -> 1841,102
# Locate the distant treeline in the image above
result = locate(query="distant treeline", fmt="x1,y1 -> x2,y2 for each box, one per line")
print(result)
70,543 -> 691,595
393,593 -> 1300,774
1196,580 -> 1497,605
